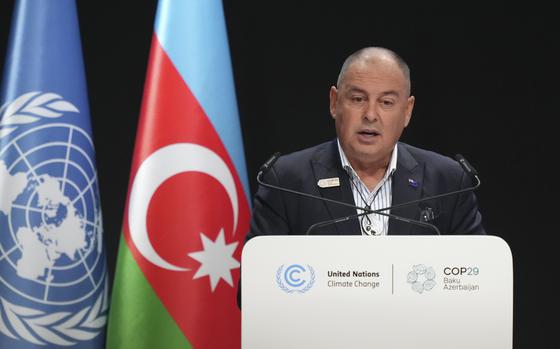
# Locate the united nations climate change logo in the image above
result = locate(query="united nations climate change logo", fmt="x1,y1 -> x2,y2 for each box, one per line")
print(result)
407,264 -> 436,294
0,92 -> 107,346
276,264 -> 315,294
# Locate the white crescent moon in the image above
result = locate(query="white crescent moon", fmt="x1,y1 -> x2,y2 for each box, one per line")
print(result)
128,143 -> 238,271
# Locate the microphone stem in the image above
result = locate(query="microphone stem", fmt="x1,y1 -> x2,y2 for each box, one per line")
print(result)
258,170 -> 475,236
256,153 -> 479,237
257,171 -> 361,210
371,175 -> 480,213
305,208 -> 441,235
305,211 -> 370,235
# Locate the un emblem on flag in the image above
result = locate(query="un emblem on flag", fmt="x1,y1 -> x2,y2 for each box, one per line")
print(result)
0,92 -> 107,346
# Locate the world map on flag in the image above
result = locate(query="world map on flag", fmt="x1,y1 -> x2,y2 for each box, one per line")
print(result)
1,162 -> 90,284
0,122 -> 105,306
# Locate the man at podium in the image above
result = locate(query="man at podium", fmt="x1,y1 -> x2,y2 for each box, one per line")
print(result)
245,47 -> 485,238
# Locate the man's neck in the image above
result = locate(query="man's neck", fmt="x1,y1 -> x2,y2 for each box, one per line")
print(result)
337,140 -> 398,192
349,158 -> 389,191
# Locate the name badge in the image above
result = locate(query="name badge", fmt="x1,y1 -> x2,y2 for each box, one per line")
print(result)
317,177 -> 340,188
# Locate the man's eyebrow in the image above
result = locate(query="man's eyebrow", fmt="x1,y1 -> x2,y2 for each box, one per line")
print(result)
380,90 -> 400,97
345,86 -> 367,94
345,86 -> 400,97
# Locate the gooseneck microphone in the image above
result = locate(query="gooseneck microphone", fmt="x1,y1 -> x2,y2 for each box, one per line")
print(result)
455,153 -> 479,177
255,152 -> 483,236
304,208 -> 440,235
259,151 -> 282,173
305,155 -> 481,235
368,154 -> 480,214
256,153 -> 366,213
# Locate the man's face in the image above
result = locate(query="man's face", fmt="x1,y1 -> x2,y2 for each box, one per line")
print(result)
329,58 -> 415,168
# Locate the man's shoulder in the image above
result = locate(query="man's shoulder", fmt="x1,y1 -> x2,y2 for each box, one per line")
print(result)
271,140 -> 336,179
399,142 -> 453,162
275,140 -> 334,166
398,142 -> 462,176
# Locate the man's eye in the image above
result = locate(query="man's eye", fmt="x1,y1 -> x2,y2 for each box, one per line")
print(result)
351,96 -> 366,103
381,99 -> 395,107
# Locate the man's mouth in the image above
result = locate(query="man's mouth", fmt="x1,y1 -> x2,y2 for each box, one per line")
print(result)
357,129 -> 380,137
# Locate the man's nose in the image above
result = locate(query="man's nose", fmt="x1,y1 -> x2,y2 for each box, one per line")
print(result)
363,102 -> 378,122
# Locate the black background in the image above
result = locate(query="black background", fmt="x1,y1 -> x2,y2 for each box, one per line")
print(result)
1,1 -> 557,347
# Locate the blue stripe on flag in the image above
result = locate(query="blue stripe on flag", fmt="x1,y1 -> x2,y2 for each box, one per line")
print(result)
154,0 -> 250,200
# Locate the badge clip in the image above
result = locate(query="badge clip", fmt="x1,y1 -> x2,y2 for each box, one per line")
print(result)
317,177 -> 340,188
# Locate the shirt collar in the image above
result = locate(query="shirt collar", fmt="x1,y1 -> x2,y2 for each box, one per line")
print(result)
337,139 -> 398,182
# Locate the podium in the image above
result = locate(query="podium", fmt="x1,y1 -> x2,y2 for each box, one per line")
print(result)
241,235 -> 512,349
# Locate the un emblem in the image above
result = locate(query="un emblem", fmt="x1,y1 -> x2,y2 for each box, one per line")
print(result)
0,92 -> 107,345
276,264 -> 315,294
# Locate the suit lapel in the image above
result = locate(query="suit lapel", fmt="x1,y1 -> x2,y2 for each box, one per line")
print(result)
310,141 -> 360,235
389,143 -> 424,235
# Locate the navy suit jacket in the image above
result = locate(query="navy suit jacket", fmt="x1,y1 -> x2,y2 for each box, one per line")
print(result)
245,140 -> 485,239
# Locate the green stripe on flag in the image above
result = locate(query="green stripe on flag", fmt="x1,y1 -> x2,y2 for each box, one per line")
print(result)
106,235 -> 192,349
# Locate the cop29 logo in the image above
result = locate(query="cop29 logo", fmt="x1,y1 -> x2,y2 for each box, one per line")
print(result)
276,264 -> 315,294
407,264 -> 436,294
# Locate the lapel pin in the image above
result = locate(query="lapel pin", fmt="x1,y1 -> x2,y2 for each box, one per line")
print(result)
408,178 -> 419,188
317,177 -> 340,188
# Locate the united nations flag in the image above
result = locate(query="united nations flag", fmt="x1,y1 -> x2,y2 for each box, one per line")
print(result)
0,1 -> 107,348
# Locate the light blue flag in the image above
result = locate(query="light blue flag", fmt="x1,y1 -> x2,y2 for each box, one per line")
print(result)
0,1 -> 108,348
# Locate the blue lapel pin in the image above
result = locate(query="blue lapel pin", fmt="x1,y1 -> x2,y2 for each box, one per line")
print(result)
408,178 -> 419,188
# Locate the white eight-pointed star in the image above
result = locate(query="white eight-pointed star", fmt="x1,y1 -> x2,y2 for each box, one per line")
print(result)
188,229 -> 240,292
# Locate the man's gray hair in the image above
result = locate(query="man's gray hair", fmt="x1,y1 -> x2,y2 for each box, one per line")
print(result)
336,47 -> 411,95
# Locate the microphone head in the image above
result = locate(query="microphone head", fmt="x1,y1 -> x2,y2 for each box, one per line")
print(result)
454,154 -> 479,177
259,152 -> 282,173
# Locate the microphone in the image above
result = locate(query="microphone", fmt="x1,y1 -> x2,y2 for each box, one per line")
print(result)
256,153 -> 482,235
305,154 -> 481,235
256,153 -> 367,212
455,153 -> 478,177
370,154 -> 480,214
258,151 -> 281,174
304,208 -> 440,235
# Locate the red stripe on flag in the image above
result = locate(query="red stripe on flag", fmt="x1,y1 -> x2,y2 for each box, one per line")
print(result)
122,34 -> 248,348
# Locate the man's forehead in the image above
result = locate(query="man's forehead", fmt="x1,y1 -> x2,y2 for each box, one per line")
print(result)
339,60 -> 408,93
353,52 -> 398,69
347,58 -> 401,77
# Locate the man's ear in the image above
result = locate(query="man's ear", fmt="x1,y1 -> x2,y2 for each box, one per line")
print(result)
404,95 -> 415,127
329,86 -> 338,119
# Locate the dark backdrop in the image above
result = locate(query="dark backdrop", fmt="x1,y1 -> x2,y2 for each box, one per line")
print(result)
1,1 -> 557,348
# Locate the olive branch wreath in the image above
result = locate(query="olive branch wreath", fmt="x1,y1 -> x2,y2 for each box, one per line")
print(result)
0,276 -> 108,346
0,91 -> 79,139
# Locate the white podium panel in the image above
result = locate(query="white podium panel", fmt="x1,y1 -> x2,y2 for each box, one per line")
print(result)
242,235 -> 512,349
